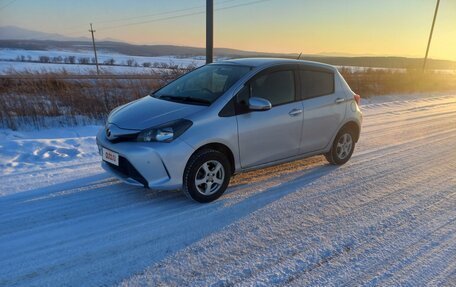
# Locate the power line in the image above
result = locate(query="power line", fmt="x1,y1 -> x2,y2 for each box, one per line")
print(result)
98,5 -> 204,25
13,0 -> 272,42
96,0 -> 236,25
61,5 -> 205,32
98,10 -> 206,31
61,0 -> 236,33
97,0 -> 272,32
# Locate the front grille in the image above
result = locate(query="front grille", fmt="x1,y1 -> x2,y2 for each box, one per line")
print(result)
106,156 -> 148,188
109,133 -> 139,144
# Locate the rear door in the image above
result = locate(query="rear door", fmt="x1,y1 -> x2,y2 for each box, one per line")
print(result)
236,66 -> 303,168
299,67 -> 347,153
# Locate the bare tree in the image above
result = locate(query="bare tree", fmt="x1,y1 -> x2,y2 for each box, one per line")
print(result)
68,56 -> 76,64
52,56 -> 63,63
39,56 -> 51,63
78,57 -> 90,64
104,58 -> 115,65
126,58 -> 136,66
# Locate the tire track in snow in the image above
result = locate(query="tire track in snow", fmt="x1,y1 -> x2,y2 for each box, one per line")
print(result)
223,150 -> 456,286
5,113 -> 448,249
373,221 -> 456,286
426,255 -> 456,286
121,118 -> 452,283
300,187 -> 456,286
1,95 -> 455,286
225,122 -> 456,211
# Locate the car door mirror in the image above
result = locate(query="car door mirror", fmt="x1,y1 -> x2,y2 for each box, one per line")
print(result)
249,97 -> 272,111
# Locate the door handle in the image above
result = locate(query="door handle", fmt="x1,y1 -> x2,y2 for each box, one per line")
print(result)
335,98 -> 346,104
289,109 -> 303,117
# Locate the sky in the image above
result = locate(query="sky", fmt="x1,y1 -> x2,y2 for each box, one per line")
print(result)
1,0 -> 455,61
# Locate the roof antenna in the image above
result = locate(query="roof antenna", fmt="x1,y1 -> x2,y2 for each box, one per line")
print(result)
296,52 -> 302,60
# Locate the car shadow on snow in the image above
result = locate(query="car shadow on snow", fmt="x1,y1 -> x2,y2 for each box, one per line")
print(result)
0,156 -> 340,286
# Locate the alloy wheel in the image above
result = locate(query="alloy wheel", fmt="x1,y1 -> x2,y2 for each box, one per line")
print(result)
336,133 -> 353,160
194,160 -> 225,196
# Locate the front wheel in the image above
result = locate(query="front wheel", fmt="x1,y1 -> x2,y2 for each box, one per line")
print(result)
325,129 -> 355,165
183,149 -> 231,203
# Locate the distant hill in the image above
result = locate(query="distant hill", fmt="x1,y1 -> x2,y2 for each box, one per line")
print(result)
0,39 -> 288,58
0,26 -> 92,42
297,56 -> 456,70
0,26 -> 455,70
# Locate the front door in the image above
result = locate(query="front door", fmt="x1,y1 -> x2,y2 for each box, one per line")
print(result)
236,69 -> 303,168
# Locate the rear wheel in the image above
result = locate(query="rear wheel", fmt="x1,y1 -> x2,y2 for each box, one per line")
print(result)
183,149 -> 231,203
325,129 -> 355,165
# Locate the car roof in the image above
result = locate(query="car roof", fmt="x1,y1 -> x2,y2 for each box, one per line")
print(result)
220,57 -> 337,71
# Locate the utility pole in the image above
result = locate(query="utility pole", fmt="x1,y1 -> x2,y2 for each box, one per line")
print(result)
423,0 -> 440,71
89,23 -> 100,74
206,0 -> 213,64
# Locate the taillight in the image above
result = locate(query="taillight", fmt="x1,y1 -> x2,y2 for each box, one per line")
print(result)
354,94 -> 361,106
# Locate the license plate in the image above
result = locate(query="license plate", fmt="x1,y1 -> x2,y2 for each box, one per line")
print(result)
102,148 -> 119,166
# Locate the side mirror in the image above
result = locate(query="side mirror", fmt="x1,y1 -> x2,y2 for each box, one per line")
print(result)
249,97 -> 272,111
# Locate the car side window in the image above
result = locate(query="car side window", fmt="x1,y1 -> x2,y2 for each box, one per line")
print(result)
300,70 -> 334,99
251,70 -> 295,106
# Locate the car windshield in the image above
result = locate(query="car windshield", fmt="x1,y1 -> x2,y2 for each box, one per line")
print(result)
152,64 -> 251,105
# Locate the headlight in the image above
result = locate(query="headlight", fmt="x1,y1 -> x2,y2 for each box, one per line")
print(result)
136,119 -> 193,142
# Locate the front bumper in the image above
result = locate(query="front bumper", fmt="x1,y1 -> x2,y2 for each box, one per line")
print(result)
96,128 -> 195,190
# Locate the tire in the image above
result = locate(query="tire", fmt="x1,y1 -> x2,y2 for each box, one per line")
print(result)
182,149 -> 231,203
325,128 -> 355,165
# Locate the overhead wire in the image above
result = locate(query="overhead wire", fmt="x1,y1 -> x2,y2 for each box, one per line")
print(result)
96,0 -> 273,31
12,0 -> 273,41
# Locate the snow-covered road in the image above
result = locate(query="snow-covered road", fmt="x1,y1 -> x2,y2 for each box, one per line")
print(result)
1,94 -> 455,286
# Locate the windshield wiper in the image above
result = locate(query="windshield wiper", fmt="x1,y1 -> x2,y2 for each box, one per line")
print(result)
181,97 -> 212,105
154,95 -> 211,106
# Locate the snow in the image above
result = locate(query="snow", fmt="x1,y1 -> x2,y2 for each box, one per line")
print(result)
0,48 -> 205,74
1,94 -> 455,286
0,126 -> 100,179
0,48 -> 204,66
0,61 -> 162,74
2,49 -> 456,75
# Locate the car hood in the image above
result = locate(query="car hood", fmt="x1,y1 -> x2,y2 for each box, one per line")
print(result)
108,96 -> 206,130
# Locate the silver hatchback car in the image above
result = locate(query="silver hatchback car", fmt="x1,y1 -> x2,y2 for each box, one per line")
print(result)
96,58 -> 362,202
